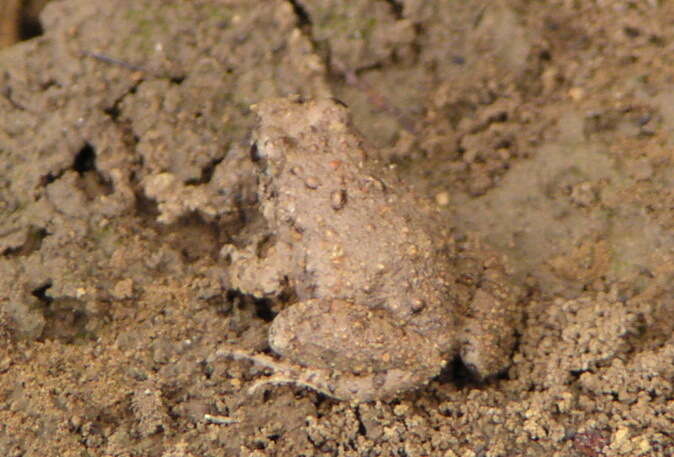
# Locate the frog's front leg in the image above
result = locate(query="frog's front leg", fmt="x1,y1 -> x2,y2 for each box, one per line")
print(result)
221,299 -> 448,402
217,345 -> 433,403
221,236 -> 296,298
460,263 -> 521,379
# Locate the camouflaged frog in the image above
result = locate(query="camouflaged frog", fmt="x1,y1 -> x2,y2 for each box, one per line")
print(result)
221,96 -> 520,402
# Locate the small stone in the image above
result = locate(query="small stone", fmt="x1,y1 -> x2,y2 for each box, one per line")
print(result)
570,182 -> 596,207
610,426 -> 632,454
112,279 -> 134,299
411,299 -> 425,312
435,191 -> 450,206
634,436 -> 651,454
305,176 -> 321,189
393,404 -> 409,416
569,87 -> 585,101
330,189 -> 347,210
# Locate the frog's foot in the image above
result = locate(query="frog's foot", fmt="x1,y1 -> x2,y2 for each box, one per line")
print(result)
214,346 -> 428,403
215,346 -> 339,398
216,345 -> 348,400
461,285 -> 520,378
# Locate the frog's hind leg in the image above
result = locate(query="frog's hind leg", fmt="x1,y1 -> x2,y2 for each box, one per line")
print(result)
215,346 -> 342,399
215,298 -> 449,402
214,346 -> 428,403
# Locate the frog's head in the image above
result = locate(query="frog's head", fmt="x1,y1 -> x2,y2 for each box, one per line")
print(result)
249,96 -> 354,179
251,96 -> 350,138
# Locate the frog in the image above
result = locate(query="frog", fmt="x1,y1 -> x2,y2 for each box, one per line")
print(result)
220,96 -> 520,403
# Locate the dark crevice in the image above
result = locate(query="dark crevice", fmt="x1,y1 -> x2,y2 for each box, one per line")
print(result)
223,291 -> 276,335
200,359 -> 213,379
253,297 -> 277,323
73,143 -> 115,198
103,104 -> 120,120
31,282 -> 53,305
133,190 -> 160,221
2,84 -> 28,111
249,143 -> 263,163
353,407 -> 367,437
19,9 -> 44,41
434,355 -> 504,390
569,369 -> 589,379
201,156 -> 224,182
287,0 -> 311,29
103,77 -> 143,121
1,226 -> 48,258
185,157 -> 224,185
73,143 -> 96,174
448,356 -> 477,387
41,142 -> 104,191
384,0 -> 404,19
39,79 -> 59,91
41,169 -> 63,186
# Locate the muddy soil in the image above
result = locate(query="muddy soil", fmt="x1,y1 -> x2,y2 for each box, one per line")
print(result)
0,1 -> 672,456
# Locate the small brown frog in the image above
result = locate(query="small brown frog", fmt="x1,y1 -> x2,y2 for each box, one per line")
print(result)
221,96 -> 520,402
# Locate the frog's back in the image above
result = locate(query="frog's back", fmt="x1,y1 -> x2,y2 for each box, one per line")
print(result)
253,97 -> 457,324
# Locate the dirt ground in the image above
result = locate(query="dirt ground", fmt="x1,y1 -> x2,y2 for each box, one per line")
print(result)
0,1 -> 672,456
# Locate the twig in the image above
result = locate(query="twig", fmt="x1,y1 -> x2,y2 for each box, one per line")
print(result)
81,50 -> 148,73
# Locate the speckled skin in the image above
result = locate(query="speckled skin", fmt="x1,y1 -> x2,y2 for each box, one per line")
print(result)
224,96 -> 519,402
